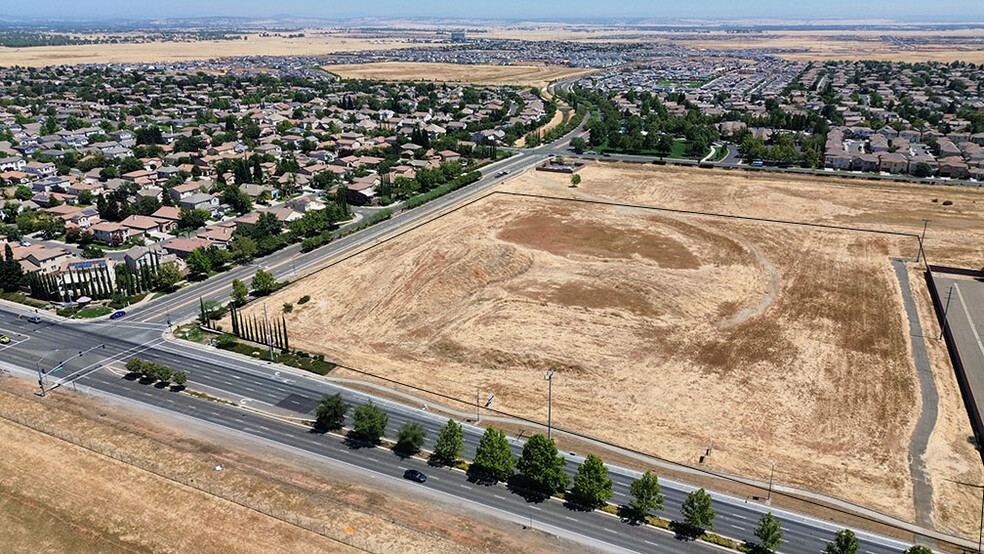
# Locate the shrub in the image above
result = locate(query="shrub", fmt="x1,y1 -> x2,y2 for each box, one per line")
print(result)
298,295 -> 310,304
942,200 -> 953,206
283,302 -> 293,313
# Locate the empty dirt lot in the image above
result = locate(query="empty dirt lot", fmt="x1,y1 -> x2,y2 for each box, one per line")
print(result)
322,62 -> 595,88
234,163 -> 984,538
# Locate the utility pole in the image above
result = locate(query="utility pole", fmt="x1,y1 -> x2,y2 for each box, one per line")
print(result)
166,306 -> 172,332
476,386 -> 480,423
940,284 -> 955,341
767,461 -> 776,505
545,369 -> 555,440
918,219 -> 929,263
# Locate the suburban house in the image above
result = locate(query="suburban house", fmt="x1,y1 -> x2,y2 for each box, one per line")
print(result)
12,244 -> 73,274
56,257 -> 117,298
90,221 -> 130,245
151,206 -> 182,226
179,192 -> 220,212
121,214 -> 174,235
197,224 -> 235,247
161,236 -> 213,258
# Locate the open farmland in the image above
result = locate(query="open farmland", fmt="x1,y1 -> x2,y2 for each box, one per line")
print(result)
322,62 -> 596,88
227,162 -> 984,531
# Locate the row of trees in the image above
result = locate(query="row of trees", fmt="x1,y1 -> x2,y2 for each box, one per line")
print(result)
125,357 -> 187,387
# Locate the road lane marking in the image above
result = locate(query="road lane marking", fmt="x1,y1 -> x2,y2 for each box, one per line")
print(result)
565,516 -> 577,522
605,528 -> 618,535
730,524 -> 744,530
460,484 -> 472,490
530,506 -> 542,511
645,540 -> 658,546
954,284 -> 984,358
733,514 -> 748,520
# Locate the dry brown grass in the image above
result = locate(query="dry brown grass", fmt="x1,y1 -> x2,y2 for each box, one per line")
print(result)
222,162 -> 984,529
0,30 -> 432,67
0,377 -> 576,554
322,62 -> 596,88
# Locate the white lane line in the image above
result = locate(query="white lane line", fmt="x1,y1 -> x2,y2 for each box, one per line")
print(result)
429,476 -> 440,481
460,484 -> 472,490
645,540 -> 658,546
565,516 -> 578,522
530,506 -> 542,511
730,524 -> 744,530
397,466 -> 407,471
605,528 -> 618,535
733,514 -> 748,520
493,494 -> 505,500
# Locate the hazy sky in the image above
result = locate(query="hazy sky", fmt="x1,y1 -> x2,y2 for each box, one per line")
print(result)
3,0 -> 982,22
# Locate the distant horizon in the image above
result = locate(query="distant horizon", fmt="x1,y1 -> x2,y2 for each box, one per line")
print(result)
1,1 -> 982,25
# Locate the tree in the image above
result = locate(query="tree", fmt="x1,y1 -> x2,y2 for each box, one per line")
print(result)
516,434 -> 568,495
825,529 -> 859,554
629,470 -> 665,519
0,243 -> 26,293
314,393 -> 350,431
186,248 -> 211,277
570,174 -> 581,187
228,235 -> 258,263
81,244 -> 104,259
395,422 -> 426,454
754,512 -> 784,552
681,488 -> 716,534
432,419 -> 464,465
913,162 -> 934,178
172,371 -> 187,387
76,190 -> 93,205
570,136 -> 588,154
471,427 -> 515,481
231,278 -> 249,306
251,268 -> 277,296
351,400 -> 388,444
570,454 -> 613,508
903,546 -> 933,554
178,208 -> 209,230
155,262 -> 182,290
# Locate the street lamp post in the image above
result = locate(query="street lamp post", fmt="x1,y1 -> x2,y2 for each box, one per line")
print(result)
545,369 -> 555,440
918,219 -> 929,263
767,462 -> 776,505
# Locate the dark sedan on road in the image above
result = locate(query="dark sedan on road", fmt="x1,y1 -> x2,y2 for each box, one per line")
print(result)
109,310 -> 126,320
403,469 -> 427,483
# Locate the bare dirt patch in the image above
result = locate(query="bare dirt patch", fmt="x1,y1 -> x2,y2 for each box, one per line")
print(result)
322,62 -> 596,88
232,170 -> 929,525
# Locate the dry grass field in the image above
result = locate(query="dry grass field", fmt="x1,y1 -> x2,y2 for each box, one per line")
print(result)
0,30 -> 431,67
322,62 -> 596,88
0,378 -> 573,554
230,163 -> 984,535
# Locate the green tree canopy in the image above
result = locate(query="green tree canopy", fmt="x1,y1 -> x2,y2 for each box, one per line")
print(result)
754,512 -> 784,552
471,427 -> 515,481
681,488 -> 716,534
395,422 -> 426,454
516,434 -> 568,495
251,268 -> 277,296
570,454 -> 613,508
629,470 -> 665,519
186,248 -> 211,276
432,419 -> 464,465
351,400 -> 388,444
231,278 -> 248,306
314,393 -> 350,431
825,529 -> 860,554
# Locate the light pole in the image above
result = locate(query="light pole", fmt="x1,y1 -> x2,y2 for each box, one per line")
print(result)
767,461 -> 776,505
545,369 -> 555,440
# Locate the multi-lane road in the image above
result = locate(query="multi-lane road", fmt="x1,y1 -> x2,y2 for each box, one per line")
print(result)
0,125 -> 947,553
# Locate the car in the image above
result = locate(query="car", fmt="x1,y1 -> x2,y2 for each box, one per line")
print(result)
0,335 -> 10,344
403,469 -> 427,483
27,315 -> 42,324
109,310 -> 126,320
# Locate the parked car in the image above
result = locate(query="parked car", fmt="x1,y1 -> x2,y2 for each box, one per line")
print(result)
0,334 -> 10,344
27,315 -> 42,324
403,469 -> 427,483
109,310 -> 126,320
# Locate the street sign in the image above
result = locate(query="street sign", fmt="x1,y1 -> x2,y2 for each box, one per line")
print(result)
485,393 -> 495,407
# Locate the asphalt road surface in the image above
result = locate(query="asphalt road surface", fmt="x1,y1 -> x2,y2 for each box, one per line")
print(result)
0,305 -> 916,554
